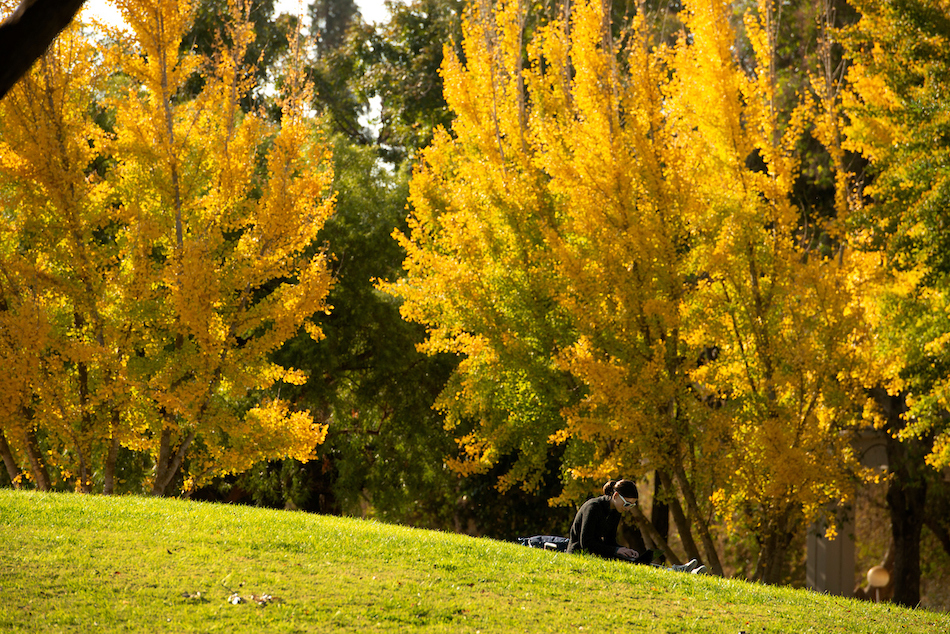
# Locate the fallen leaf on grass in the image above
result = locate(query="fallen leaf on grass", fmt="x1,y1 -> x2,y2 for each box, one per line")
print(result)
227,592 -> 283,606
252,594 -> 283,606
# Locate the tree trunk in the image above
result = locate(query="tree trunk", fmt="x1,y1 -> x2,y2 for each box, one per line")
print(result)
103,411 -> 119,495
630,504 -> 682,565
885,432 -> 926,608
671,457 -> 724,575
151,425 -> 197,496
652,471 -> 670,543
658,469 -> 703,562
0,429 -> 23,487
151,427 -> 173,496
74,312 -> 93,493
753,504 -> 798,584
872,386 -> 926,607
21,425 -> 51,490
74,441 -> 91,493
0,0 -> 87,99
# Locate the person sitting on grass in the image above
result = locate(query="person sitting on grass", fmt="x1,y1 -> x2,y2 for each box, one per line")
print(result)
567,478 -> 706,574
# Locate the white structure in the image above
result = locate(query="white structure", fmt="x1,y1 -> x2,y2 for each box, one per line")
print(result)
806,510 -> 856,596
806,431 -> 888,596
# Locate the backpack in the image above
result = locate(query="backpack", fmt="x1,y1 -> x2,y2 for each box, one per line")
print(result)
517,535 -> 569,552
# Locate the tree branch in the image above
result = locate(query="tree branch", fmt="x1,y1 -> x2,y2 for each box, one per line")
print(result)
0,0 -> 87,100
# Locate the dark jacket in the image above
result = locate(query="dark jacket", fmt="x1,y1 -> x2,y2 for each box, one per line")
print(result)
566,495 -> 623,559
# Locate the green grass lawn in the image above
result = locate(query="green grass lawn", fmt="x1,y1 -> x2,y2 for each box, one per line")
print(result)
0,490 -> 946,633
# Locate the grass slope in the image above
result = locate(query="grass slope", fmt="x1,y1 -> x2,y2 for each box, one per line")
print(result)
0,491 -> 946,633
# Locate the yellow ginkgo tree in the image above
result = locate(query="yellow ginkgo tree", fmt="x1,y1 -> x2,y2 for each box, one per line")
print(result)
667,0 -> 883,582
388,0 -> 880,581
0,16 -> 125,493
0,0 -> 335,495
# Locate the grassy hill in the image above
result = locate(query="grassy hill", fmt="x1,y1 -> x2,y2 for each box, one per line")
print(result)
0,490 -> 946,633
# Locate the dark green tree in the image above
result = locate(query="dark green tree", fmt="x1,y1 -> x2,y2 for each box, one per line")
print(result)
193,0 -> 458,525
220,136 -> 575,538
311,0 -> 359,54
273,138 -> 459,525
305,0 -> 373,143
347,0 -> 463,164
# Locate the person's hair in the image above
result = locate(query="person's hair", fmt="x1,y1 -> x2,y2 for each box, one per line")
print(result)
603,479 -> 638,499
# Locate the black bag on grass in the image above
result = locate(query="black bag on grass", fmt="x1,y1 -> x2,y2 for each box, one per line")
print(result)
517,535 -> 569,552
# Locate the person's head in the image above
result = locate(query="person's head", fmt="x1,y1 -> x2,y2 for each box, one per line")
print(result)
604,479 -> 638,513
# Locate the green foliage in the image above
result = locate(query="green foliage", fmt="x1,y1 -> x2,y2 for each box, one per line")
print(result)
306,0 -> 373,143
837,0 -> 950,606
194,0 -> 573,536
348,0 -> 464,164
844,0 -> 950,281
222,138 -> 458,526
227,136 -> 568,538
842,0 -> 950,467
2,490 -> 948,632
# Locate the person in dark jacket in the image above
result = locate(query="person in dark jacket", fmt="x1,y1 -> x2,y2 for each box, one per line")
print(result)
567,478 -> 642,560
566,478 -> 706,573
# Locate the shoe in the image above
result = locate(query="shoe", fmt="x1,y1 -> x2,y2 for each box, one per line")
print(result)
670,559 -> 698,573
691,565 -> 708,575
